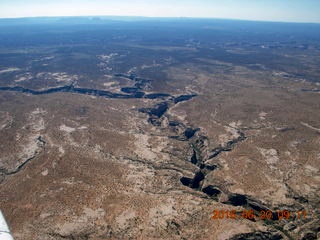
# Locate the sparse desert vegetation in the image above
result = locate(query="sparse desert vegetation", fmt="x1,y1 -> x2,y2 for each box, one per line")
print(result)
0,17 -> 319,240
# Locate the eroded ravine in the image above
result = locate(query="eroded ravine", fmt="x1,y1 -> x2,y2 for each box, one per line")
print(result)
138,90 -> 318,240
0,135 -> 46,183
1,74 -> 317,239
0,75 -> 195,184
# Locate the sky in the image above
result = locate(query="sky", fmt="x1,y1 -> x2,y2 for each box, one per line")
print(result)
0,0 -> 320,23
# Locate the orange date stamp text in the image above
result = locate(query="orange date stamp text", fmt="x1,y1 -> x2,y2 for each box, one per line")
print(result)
211,209 -> 308,220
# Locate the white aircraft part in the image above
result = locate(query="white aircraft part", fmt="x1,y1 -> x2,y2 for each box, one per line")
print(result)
0,210 -> 14,240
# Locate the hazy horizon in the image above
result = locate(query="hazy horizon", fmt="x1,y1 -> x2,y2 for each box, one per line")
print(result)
1,15 -> 320,25
0,0 -> 320,23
